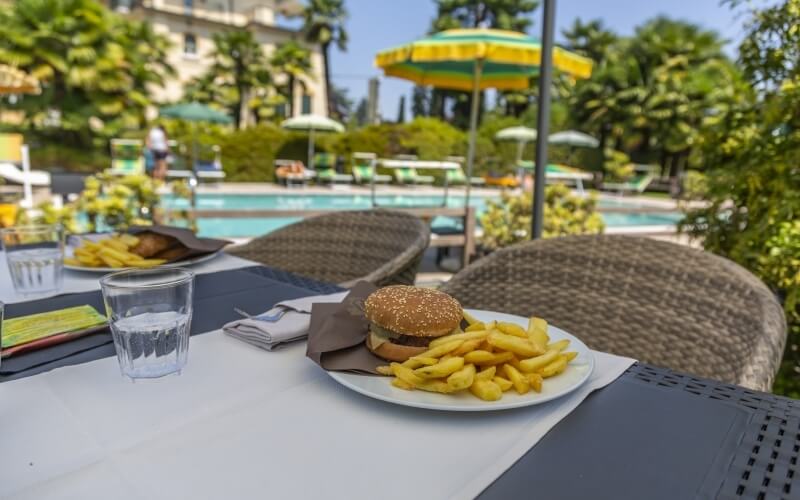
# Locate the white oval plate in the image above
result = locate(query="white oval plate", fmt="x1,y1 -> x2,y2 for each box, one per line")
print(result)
64,234 -> 222,273
328,309 -> 594,411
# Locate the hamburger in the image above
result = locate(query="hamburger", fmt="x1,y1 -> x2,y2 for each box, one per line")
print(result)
364,285 -> 463,362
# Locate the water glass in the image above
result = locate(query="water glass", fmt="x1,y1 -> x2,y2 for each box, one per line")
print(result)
1,225 -> 64,296
0,301 -> 4,370
100,268 -> 194,380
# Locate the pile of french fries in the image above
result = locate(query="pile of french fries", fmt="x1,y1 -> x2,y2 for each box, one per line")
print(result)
65,234 -> 167,269
377,312 -> 577,401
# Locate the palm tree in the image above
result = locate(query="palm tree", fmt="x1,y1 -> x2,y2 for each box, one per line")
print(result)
0,0 -> 173,143
202,30 -> 272,128
302,0 -> 348,116
270,40 -> 312,117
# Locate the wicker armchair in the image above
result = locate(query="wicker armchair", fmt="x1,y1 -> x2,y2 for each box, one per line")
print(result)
227,210 -> 430,288
441,235 -> 787,391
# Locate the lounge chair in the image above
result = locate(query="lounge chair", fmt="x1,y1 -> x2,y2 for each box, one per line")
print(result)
441,235 -> 787,391
394,167 -> 434,185
351,152 -> 391,184
194,145 -> 226,182
109,139 -> 145,176
275,159 -> 315,186
227,209 -> 430,287
313,152 -> 352,185
483,171 -> 520,188
604,172 -> 656,194
444,156 -> 486,186
0,133 -> 49,208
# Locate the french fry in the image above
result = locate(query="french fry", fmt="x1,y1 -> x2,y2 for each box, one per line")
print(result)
464,321 -> 486,332
64,257 -> 82,266
130,259 -> 167,267
98,246 -> 140,264
547,339 -> 570,352
453,338 -> 483,356
76,255 -> 102,266
391,378 -> 414,390
462,310 -> 481,325
414,357 -> 465,379
402,356 -> 438,369
447,363 -> 476,391
496,322 -> 528,338
79,239 -> 102,251
469,379 -> 502,401
527,317 -> 549,350
475,366 -> 496,381
563,351 -> 578,362
415,380 -> 455,394
73,247 -> 94,258
98,254 -> 124,268
503,364 -> 530,394
527,373 -> 543,392
539,356 -> 569,378
463,350 -> 494,364
376,365 -> 393,376
487,331 -> 544,358
428,330 -> 488,348
101,238 -> 129,252
390,362 -> 425,386
414,339 -> 464,359
493,376 -> 513,392
117,234 -> 140,247
507,355 -> 523,372
518,348 -> 561,373
473,351 -> 514,367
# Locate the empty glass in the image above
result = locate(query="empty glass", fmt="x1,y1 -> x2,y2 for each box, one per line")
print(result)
1,225 -> 64,296
100,268 -> 194,380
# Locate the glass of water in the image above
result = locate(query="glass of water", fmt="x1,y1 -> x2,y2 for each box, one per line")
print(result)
1,225 -> 64,296
100,268 -> 194,380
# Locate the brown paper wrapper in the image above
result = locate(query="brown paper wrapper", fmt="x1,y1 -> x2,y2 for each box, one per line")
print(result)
128,225 -> 231,263
305,281 -> 386,374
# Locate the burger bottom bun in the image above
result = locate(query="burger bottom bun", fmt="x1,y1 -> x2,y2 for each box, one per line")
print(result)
366,332 -> 427,363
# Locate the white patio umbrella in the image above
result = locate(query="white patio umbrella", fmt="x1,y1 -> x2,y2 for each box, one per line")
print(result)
281,114 -> 344,167
548,130 -> 599,148
495,126 -> 537,164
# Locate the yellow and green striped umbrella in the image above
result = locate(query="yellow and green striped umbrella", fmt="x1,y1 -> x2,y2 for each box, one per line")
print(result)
375,29 -> 592,207
375,29 -> 592,92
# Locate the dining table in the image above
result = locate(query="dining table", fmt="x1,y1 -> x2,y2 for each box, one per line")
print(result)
1,252 -> 797,500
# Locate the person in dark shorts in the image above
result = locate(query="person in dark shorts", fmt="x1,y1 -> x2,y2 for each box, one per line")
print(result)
146,124 -> 169,180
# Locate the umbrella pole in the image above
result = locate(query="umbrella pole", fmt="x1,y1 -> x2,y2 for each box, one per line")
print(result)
532,0 -> 556,239
464,59 -> 483,210
308,128 -> 315,168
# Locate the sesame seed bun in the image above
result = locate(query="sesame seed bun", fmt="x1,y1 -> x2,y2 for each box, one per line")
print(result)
363,285 -> 463,337
365,332 -> 428,362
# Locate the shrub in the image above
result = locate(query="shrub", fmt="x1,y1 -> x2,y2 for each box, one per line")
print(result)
479,184 -> 605,250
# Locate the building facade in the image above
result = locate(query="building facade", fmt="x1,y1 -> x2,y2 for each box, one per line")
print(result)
108,0 -> 327,119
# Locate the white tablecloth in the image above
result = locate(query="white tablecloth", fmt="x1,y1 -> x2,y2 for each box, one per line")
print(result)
0,330 -> 634,500
0,252 -> 256,304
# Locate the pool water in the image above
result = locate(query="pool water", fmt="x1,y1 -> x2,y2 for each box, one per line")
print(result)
162,193 -> 681,238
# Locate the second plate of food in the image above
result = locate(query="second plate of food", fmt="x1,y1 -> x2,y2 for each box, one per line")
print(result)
328,309 -> 595,412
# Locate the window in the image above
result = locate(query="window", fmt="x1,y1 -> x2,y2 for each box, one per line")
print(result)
301,94 -> 312,114
275,103 -> 287,118
184,33 -> 197,55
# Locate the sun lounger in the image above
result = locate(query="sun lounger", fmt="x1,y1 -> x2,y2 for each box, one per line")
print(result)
444,156 -> 486,186
0,133 -> 47,207
109,139 -> 145,176
313,152 -> 352,185
275,159 -> 315,186
394,167 -> 434,185
604,172 -> 656,194
351,152 -> 391,184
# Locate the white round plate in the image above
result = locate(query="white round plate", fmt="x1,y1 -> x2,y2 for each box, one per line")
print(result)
64,235 -> 222,273
328,309 -> 594,411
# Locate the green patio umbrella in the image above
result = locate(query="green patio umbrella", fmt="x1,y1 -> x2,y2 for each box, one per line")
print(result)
375,28 -> 592,222
160,102 -> 232,171
549,130 -> 599,148
281,114 -> 345,167
495,126 -> 538,165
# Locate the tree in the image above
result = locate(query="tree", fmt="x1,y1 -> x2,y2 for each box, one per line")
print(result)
302,0 -> 348,116
187,30 -> 271,128
396,95 -> 406,123
328,84 -> 353,122
352,98 -> 368,127
432,0 -> 538,31
270,40 -> 312,117
0,0 -> 173,145
411,85 -> 430,118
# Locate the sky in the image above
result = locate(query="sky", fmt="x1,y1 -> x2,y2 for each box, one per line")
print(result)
286,0 -> 756,119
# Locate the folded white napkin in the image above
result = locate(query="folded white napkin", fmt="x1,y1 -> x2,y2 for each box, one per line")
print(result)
223,291 -> 349,350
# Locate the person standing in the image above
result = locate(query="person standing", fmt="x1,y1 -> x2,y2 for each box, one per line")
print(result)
146,124 -> 169,180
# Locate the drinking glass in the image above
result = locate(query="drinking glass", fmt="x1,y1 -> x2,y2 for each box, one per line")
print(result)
100,268 -> 194,380
1,225 -> 64,296
0,301 -> 4,370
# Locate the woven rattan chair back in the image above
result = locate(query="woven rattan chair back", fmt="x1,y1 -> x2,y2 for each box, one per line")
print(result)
441,235 -> 787,391
227,209 -> 430,288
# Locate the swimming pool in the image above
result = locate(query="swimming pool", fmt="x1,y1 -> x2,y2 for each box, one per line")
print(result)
162,193 -> 682,238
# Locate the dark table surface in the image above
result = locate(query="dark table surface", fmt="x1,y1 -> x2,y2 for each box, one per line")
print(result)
4,266 -> 799,500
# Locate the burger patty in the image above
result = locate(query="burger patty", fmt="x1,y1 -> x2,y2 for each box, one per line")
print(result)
369,324 -> 432,347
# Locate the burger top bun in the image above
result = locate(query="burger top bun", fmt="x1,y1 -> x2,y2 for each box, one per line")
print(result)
363,285 -> 463,337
